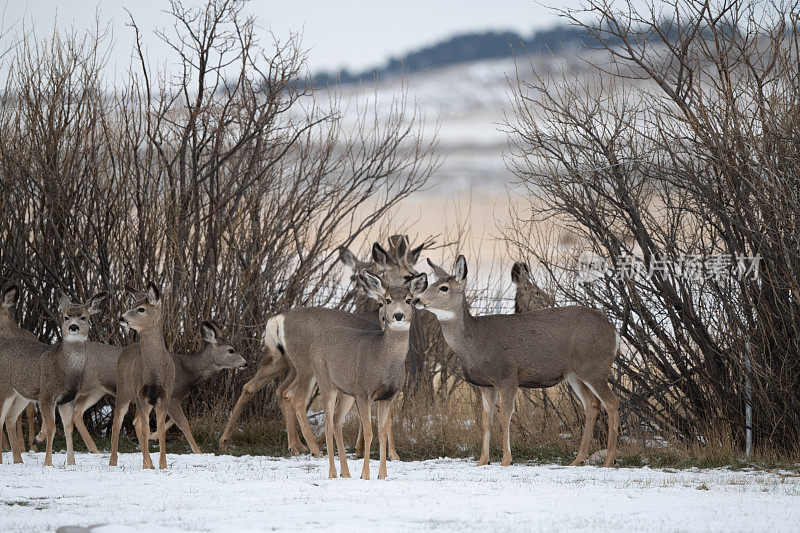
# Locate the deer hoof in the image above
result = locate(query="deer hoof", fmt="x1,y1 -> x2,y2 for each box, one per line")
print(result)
476,457 -> 489,466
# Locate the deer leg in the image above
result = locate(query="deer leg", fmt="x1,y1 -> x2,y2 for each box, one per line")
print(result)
25,403 -> 37,452
167,400 -> 201,454
477,386 -> 497,466
108,400 -> 129,467
155,398 -> 168,469
276,370 -> 306,455
149,418 -> 175,440
585,380 -> 620,467
567,379 -> 600,466
57,402 -> 76,466
355,396 -> 374,480
377,398 -> 394,479
333,394 -> 353,478
321,388 -> 339,479
0,422 -> 7,453
135,400 -> 154,469
387,402 -> 399,461
332,393 -> 351,478
219,356 -> 286,451
497,385 -> 517,466
37,399 -> 56,467
289,376 -> 322,458
5,396 -> 29,463
14,411 -> 24,454
73,396 -> 101,454
355,423 -> 365,458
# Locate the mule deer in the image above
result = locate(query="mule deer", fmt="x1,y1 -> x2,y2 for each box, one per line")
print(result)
219,238 -> 421,458
0,291 -> 108,466
145,321 -> 245,452
109,282 -> 175,469
0,284 -> 38,453
510,262 -> 555,312
338,236 -> 426,459
73,321 -> 243,454
301,270 -> 427,479
415,256 -> 620,467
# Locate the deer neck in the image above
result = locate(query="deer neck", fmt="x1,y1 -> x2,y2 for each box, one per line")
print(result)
435,295 -> 475,356
138,320 -> 168,364
59,336 -> 89,384
178,349 -> 213,383
379,323 -> 411,361
0,312 -> 12,334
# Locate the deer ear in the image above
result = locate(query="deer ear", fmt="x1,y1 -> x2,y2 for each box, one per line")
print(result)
426,258 -> 449,279
511,262 -> 530,285
1,285 -> 19,309
201,321 -> 218,344
372,243 -> 389,267
407,244 -> 425,266
454,255 -> 468,282
409,273 -> 428,295
393,235 -> 408,262
57,293 -> 71,313
338,247 -> 358,269
87,291 -> 109,315
146,282 -> 161,306
359,270 -> 385,301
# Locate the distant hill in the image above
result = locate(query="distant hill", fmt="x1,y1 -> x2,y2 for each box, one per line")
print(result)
313,25 -> 593,87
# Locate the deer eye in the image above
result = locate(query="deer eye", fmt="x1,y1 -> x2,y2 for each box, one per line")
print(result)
403,275 -> 413,281
439,286 -> 449,292
385,299 -> 391,304
405,298 -> 412,304
137,307 -> 146,313
81,316 -> 87,321
227,348 -> 235,354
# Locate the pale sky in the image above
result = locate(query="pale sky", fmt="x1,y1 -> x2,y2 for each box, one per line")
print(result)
1,1 -> 579,74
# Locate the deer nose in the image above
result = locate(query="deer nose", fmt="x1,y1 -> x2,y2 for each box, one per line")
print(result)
118,315 -> 126,324
68,324 -> 79,332
393,312 -> 404,322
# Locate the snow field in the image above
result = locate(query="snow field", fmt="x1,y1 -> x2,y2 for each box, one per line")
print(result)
1,451 -> 799,532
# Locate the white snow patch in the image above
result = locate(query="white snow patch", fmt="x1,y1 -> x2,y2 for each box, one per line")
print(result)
0,452 -> 798,532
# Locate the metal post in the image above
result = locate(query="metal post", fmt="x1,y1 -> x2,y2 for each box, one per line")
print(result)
744,340 -> 752,458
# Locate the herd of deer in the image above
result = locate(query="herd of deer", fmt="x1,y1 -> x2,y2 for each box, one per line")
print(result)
0,235 -> 620,480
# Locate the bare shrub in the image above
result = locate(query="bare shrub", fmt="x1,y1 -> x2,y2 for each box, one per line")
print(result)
0,0 -> 436,434
504,0 -> 800,454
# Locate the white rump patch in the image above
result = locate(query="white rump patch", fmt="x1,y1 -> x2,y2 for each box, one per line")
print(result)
427,308 -> 456,321
264,314 -> 286,356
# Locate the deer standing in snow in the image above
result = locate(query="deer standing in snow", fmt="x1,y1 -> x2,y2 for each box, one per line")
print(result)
415,256 -> 620,467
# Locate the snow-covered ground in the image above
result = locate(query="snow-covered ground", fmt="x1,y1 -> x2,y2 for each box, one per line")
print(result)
1,451 -> 798,532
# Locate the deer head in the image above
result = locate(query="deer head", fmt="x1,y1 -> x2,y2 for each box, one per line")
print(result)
58,291 -> 108,341
412,255 -> 468,321
358,270 -> 428,331
119,281 -> 163,332
199,320 -> 247,371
